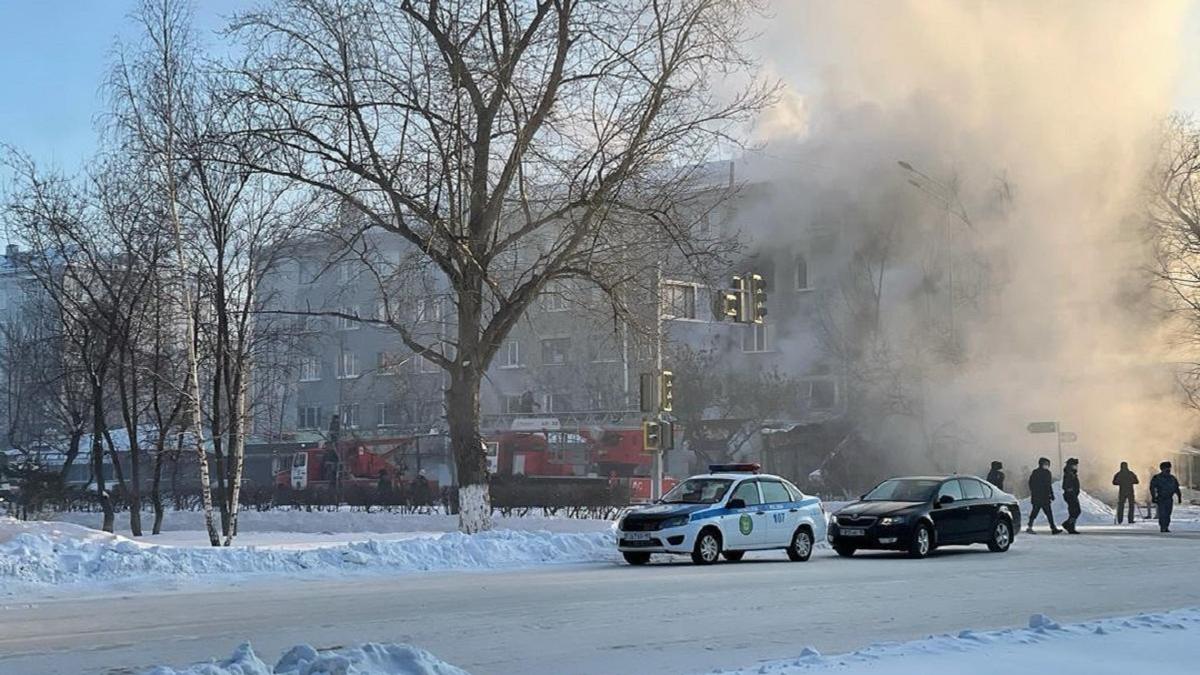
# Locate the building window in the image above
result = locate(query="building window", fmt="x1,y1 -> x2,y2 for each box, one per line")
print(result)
297,260 -> 316,285
416,353 -> 440,373
541,337 -> 571,365
808,379 -> 836,410
795,253 -> 810,290
377,402 -> 399,427
336,351 -> 359,379
416,297 -> 443,323
662,282 -> 697,320
499,340 -> 521,368
298,357 -> 321,382
541,281 -> 569,312
587,338 -> 619,363
337,307 -> 360,330
742,323 -> 772,353
338,262 -> 355,284
336,403 -> 360,428
297,405 -> 322,430
377,352 -> 400,376
542,393 -> 571,413
502,394 -> 525,414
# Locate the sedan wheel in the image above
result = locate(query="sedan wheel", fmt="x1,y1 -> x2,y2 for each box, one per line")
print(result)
908,523 -> 933,558
787,528 -> 814,562
692,530 -> 721,565
988,519 -> 1013,552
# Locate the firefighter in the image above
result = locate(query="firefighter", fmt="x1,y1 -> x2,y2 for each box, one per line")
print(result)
1061,458 -> 1081,534
986,461 -> 1006,492
1111,461 -> 1139,525
377,469 -> 393,504
412,470 -> 431,510
1150,461 -> 1183,533
322,445 -> 340,487
1026,457 -> 1061,534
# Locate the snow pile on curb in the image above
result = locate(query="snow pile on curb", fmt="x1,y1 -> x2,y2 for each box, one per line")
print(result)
712,608 -> 1200,674
0,517 -> 615,587
144,641 -> 468,675
1018,480 -> 1116,526
50,509 -> 615,535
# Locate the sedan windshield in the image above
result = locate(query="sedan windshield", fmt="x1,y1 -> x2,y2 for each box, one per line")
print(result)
863,478 -> 941,502
661,478 -> 733,504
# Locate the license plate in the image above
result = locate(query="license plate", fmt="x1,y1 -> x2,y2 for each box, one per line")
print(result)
841,528 -> 866,537
624,532 -> 652,541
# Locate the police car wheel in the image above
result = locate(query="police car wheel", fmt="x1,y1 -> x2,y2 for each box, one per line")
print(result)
623,552 -> 651,566
787,527 -> 814,562
722,551 -> 745,562
987,519 -> 1013,552
692,529 -> 722,565
908,523 -> 934,558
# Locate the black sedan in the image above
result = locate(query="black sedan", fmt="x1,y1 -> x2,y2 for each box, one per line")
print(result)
828,475 -> 1020,558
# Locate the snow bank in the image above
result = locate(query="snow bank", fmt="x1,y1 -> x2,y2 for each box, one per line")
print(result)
714,608 -> 1200,675
1018,480 -> 1116,526
0,516 -> 615,588
144,642 -> 467,675
50,508 -> 615,535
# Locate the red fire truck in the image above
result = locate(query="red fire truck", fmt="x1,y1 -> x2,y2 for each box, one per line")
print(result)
275,434 -> 446,493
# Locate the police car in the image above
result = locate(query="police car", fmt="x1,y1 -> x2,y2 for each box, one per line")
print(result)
616,464 -> 826,565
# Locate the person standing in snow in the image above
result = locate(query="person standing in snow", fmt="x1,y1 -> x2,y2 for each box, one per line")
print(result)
1027,457 -> 1061,534
1061,458 -> 1082,534
1112,462 -> 1139,525
986,461 -> 1006,492
412,470 -> 432,511
1150,461 -> 1183,533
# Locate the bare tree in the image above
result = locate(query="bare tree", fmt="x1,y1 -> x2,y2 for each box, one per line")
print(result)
1149,115 -> 1200,406
225,0 -> 767,532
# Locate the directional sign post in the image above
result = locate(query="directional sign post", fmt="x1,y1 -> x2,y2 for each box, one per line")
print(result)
1027,421 -> 1064,467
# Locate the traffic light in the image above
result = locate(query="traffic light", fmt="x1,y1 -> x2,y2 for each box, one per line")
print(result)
639,372 -> 658,413
643,420 -> 662,450
750,273 -> 767,324
660,420 -> 675,450
727,275 -> 746,323
659,370 -> 674,412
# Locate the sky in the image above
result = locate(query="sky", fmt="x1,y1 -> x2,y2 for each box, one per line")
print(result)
1,1 -> 1200,170
0,0 -> 243,171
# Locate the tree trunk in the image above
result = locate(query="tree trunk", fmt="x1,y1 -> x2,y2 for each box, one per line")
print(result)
224,371 -> 246,545
151,438 -> 166,535
448,367 -> 491,534
186,307 -> 220,547
90,382 -> 114,533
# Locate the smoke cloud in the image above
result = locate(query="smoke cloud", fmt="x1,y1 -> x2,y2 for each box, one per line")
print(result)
743,0 -> 1196,486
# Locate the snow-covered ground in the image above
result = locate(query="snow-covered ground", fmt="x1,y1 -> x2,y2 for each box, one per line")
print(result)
0,513 -> 615,591
715,609 -> 1200,675
132,608 -> 1200,675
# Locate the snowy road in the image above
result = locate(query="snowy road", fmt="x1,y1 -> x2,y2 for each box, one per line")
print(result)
3,531 -> 1199,675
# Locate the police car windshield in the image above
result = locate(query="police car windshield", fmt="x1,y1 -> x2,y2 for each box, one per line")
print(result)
863,478 -> 940,502
661,478 -> 733,504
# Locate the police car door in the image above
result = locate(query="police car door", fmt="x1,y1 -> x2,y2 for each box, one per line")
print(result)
723,480 -> 766,549
759,479 -> 798,546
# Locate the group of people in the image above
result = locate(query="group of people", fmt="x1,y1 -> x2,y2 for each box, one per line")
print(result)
985,458 -> 1184,534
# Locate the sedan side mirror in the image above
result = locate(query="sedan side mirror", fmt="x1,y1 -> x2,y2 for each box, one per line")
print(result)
937,494 -> 955,507
727,498 -> 747,510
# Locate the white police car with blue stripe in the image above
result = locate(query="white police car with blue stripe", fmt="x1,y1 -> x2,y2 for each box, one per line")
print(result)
617,464 -> 826,565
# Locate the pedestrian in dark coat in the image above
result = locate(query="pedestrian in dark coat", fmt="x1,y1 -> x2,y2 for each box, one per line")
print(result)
1061,458 -> 1082,534
986,461 -> 1006,492
1150,461 -> 1183,533
1111,462 -> 1139,524
1027,457 -> 1061,534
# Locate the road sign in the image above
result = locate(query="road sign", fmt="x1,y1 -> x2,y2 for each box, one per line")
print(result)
1059,432 -> 1077,443
1027,422 -> 1058,434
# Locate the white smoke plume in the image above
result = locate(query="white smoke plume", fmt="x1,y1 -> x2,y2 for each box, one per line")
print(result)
741,0 -> 1196,485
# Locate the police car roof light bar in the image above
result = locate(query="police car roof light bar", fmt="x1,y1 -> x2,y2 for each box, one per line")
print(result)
708,463 -> 761,474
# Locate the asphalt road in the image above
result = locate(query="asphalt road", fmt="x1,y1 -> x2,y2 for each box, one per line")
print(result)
2,531 -> 1199,675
